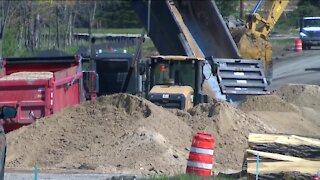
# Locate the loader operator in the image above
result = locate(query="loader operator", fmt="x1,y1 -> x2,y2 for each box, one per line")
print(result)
153,61 -> 195,87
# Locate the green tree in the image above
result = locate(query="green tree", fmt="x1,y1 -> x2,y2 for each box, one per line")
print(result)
215,0 -> 240,17
296,0 -> 320,17
94,0 -> 141,28
3,28 -> 17,56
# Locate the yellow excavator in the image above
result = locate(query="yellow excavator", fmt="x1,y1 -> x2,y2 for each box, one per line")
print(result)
232,0 -> 289,83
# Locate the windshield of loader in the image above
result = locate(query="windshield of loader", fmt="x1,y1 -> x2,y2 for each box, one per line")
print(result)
153,60 -> 195,89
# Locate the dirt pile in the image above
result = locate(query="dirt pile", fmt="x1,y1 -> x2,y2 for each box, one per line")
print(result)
6,84 -> 320,175
276,84 -> 320,110
7,93 -> 274,174
184,100 -> 274,170
0,72 -> 53,80
238,84 -> 320,136
238,95 -> 299,112
7,94 -> 193,176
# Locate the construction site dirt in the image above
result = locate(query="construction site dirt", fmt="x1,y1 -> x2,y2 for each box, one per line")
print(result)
5,80 -> 320,176
3,44 -> 320,177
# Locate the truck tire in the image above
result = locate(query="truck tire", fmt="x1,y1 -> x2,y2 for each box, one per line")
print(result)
0,125 -> 6,180
0,147 -> 5,180
307,45 -> 312,50
302,43 -> 307,50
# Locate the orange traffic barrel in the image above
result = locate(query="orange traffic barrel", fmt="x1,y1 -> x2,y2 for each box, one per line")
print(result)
312,175 -> 320,180
295,38 -> 302,52
186,132 -> 215,177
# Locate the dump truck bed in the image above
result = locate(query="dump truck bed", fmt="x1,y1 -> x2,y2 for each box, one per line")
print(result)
0,56 -> 82,133
132,0 -> 269,99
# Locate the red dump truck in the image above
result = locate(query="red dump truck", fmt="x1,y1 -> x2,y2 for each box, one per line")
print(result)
0,56 -> 91,133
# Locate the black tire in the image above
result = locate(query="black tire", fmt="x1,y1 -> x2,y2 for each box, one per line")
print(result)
0,147 -> 5,180
302,43 -> 307,50
307,45 -> 312,50
0,126 -> 6,180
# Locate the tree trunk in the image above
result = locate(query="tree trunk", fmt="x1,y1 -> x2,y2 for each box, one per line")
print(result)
29,17 -> 34,51
88,1 -> 97,43
48,8 -> 51,48
34,13 -> 40,49
56,4 -> 60,49
67,9 -> 73,45
17,25 -> 23,49
0,0 -> 12,57
89,1 -> 97,71
71,9 -> 77,45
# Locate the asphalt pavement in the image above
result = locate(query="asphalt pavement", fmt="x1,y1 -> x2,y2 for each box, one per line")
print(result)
271,48 -> 320,90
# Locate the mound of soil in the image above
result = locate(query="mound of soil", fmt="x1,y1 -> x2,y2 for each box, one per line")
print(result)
7,84 -> 320,175
174,100 -> 274,171
276,84 -> 320,110
238,95 -> 299,112
0,72 -> 53,80
7,94 -> 193,176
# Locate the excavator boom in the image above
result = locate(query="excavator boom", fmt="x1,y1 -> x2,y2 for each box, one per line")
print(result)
248,0 -> 289,40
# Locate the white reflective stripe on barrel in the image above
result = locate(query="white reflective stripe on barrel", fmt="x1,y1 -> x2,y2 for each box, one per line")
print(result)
190,147 -> 214,155
187,161 -> 213,170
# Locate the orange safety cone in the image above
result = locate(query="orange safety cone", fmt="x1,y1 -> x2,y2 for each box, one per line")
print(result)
186,132 -> 215,177
295,38 -> 302,52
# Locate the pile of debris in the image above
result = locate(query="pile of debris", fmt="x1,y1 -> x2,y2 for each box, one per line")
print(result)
0,72 -> 53,80
7,94 -> 192,175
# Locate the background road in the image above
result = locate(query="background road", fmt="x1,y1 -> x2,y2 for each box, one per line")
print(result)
272,48 -> 320,90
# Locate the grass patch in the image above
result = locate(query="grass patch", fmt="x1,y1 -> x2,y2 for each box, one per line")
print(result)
148,173 -> 236,180
271,39 -> 294,46
74,28 -> 143,34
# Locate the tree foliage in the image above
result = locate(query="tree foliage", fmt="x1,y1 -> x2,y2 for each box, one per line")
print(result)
215,0 -> 240,17
277,0 -> 320,30
296,0 -> 320,17
0,0 -> 142,56
95,0 -> 141,28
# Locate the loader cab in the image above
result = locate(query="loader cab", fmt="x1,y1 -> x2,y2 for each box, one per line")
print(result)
145,56 -> 208,110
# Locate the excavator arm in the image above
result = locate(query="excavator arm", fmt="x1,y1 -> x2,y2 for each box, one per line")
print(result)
236,0 -> 289,83
247,0 -> 289,40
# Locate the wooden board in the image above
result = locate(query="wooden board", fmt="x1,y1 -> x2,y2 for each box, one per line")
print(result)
247,172 -> 313,180
248,134 -> 320,147
248,133 -> 320,159
246,134 -> 320,179
246,149 -> 310,162
247,161 -> 320,174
